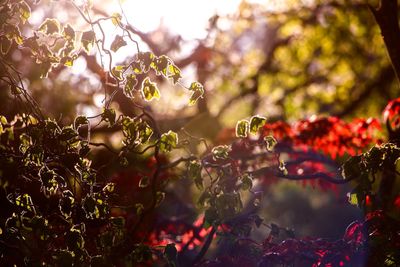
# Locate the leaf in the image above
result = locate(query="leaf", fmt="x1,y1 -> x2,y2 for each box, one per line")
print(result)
4,24 -> 24,45
136,120 -> 153,144
0,37 -> 12,55
139,176 -> 149,188
168,64 -> 181,84
111,65 -> 125,81
102,108 -> 116,126
111,12 -> 122,26
188,160 -> 203,189
138,52 -> 155,72
102,183 -> 115,194
153,55 -> 169,76
130,61 -> 143,74
141,77 -> 160,101
188,82 -> 204,106
135,203 -> 144,215
212,145 -> 231,160
63,24 -> 75,41
81,30 -> 95,52
110,35 -> 127,52
264,135 -> 277,151
236,119 -> 249,138
38,18 -> 60,35
155,191 -> 165,207
74,115 -> 88,130
123,74 -> 137,98
279,159 -> 288,175
164,243 -> 178,265
249,115 -> 266,134
240,173 -> 253,190
19,1 -> 31,24
159,130 -> 178,153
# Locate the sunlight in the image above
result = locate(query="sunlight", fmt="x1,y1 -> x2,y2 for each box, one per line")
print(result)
111,0 -> 244,39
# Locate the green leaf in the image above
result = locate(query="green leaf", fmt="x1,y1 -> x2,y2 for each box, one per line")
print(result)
102,108 -> 116,126
59,190 -> 75,218
63,24 -> 75,41
264,135 -> 277,151
81,30 -> 95,52
66,227 -> 85,251
38,18 -> 60,35
102,183 -> 115,194
19,1 -> 31,24
188,82 -> 204,106
139,176 -> 149,188
74,115 -> 88,130
279,159 -> 288,175
136,120 -> 153,144
130,61 -> 143,74
168,64 -> 181,84
110,35 -> 127,52
348,192 -> 358,206
141,77 -> 160,101
159,130 -> 178,153
153,55 -> 169,76
212,145 -> 231,160
135,203 -> 144,215
138,51 -> 155,72
188,160 -> 203,189
236,119 -> 249,138
240,173 -> 253,190
249,115 -> 266,134
111,12 -> 122,26
123,74 -> 137,98
4,24 -> 24,45
111,65 -> 125,81
0,37 -> 12,55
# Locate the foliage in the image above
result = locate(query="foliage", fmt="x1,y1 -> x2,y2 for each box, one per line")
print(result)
1,0 -> 400,266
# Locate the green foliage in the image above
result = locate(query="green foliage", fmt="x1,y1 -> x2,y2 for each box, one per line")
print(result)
236,119 -> 249,138
159,130 -> 178,152
141,77 -> 161,101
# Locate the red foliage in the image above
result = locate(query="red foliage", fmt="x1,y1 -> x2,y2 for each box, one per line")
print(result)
262,116 -> 381,159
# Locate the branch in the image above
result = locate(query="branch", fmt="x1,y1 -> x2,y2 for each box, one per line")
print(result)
370,0 -> 400,84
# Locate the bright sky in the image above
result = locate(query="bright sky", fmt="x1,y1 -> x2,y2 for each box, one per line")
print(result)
117,0 -> 244,40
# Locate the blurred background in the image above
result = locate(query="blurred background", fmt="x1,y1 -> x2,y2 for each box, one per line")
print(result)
1,0 -> 396,247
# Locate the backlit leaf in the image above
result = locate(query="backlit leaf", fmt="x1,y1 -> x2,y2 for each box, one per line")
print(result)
102,108 -> 116,126
111,12 -> 122,26
123,74 -> 137,98
159,130 -> 178,153
188,82 -> 204,106
63,24 -> 75,41
236,119 -> 249,138
110,35 -> 127,52
111,65 -> 125,81
38,18 -> 60,35
19,1 -> 31,24
249,115 -> 266,134
212,145 -> 231,160
81,30 -> 95,52
141,77 -> 160,101
168,63 -> 181,84
264,135 -> 277,151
